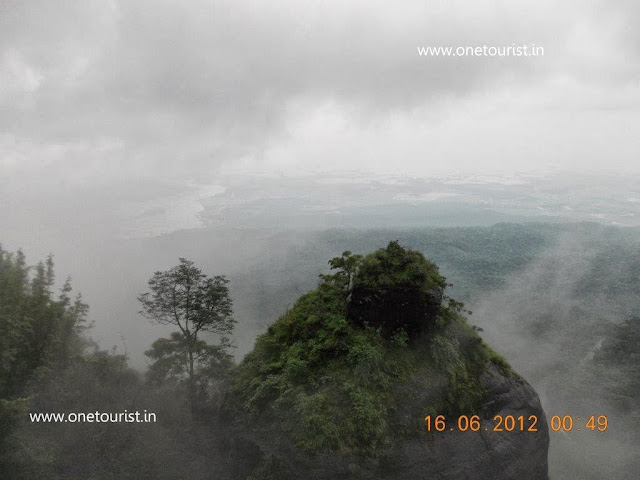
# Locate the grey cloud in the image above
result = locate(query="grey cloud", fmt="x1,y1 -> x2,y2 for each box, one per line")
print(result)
0,0 -> 638,185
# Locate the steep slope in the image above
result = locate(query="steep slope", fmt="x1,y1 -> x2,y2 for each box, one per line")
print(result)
224,242 -> 549,479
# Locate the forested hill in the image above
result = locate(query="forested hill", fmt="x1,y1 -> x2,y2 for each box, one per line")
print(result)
0,241 -> 550,480
2,221 -> 639,478
0,246 -> 228,479
230,222 -> 640,336
224,222 -> 640,478
225,242 -> 549,479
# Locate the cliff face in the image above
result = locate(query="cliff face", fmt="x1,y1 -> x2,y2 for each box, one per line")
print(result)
222,363 -> 548,480
224,243 -> 549,479
384,364 -> 549,480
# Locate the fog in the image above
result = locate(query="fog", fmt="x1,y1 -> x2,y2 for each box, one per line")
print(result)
471,228 -> 640,478
2,0 -> 640,194
4,201 -> 640,477
2,1 -> 640,478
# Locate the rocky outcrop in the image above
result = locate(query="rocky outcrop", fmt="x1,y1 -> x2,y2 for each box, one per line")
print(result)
222,243 -> 549,479
221,363 -> 549,480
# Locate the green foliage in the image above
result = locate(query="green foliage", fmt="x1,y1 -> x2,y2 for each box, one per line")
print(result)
8,342 -> 190,480
138,258 -> 235,416
0,246 -> 88,461
348,241 -> 447,340
1,247 -> 231,479
145,332 -> 233,410
319,250 -> 363,296
428,314 -> 509,416
231,242 -> 513,456
485,349 -> 515,378
232,275 -> 405,453
138,258 -> 234,336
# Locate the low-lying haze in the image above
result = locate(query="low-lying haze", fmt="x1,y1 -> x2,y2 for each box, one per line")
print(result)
2,2 -> 639,479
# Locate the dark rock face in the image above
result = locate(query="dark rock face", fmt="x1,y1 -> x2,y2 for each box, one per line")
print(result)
382,364 -> 549,480
221,364 -> 549,480
348,286 -> 444,341
345,241 -> 447,342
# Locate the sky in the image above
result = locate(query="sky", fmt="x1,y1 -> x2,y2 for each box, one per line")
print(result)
1,0 -> 639,190
1,0 -> 639,264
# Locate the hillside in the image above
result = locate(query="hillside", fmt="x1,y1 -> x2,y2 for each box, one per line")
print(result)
225,242 -> 549,479
224,222 -> 640,478
4,222 -> 639,478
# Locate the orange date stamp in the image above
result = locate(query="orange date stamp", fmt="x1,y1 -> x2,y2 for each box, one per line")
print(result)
424,414 -> 608,433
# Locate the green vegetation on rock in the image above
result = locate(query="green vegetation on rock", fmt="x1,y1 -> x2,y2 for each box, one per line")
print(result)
230,242 -> 516,455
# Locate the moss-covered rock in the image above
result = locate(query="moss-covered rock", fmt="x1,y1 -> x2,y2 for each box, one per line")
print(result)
224,242 -> 548,479
347,240 -> 446,340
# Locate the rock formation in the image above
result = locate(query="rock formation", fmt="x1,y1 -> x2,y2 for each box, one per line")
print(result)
223,242 -> 549,479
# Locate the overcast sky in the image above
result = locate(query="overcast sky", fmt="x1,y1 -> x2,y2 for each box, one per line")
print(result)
2,0 -> 639,185
1,0 -> 639,364
1,0 -> 639,249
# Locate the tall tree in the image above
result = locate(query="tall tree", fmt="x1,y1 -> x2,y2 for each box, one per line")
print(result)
138,258 -> 234,416
0,246 -> 88,459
